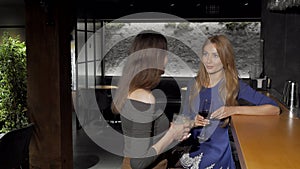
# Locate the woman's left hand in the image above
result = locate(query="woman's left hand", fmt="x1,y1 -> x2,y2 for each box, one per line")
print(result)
210,106 -> 233,119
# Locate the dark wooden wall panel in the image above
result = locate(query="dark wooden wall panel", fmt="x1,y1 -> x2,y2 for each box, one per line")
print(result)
25,0 -> 75,168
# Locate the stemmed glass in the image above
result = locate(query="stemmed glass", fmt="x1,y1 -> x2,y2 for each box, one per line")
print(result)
172,113 -> 194,127
197,99 -> 211,143
172,113 -> 194,140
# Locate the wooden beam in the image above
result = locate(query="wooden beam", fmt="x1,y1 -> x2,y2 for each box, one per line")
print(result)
25,0 -> 75,168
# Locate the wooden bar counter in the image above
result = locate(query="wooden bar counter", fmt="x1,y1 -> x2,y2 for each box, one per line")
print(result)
231,91 -> 300,169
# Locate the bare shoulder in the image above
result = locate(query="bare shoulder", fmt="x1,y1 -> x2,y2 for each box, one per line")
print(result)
128,89 -> 155,104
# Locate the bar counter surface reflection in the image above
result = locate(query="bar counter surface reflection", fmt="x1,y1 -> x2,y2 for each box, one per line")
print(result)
230,91 -> 300,169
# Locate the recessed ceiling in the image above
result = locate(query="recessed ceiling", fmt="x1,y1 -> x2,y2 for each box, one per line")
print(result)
76,0 -> 261,20
0,0 -> 24,5
0,0 -> 261,21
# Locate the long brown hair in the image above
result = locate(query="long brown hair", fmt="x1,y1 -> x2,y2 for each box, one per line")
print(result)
190,35 -> 239,126
112,30 -> 168,113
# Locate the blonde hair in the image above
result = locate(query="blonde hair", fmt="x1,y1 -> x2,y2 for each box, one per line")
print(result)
112,30 -> 167,113
190,35 -> 239,126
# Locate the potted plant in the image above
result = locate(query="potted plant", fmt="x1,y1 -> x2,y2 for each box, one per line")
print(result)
0,32 -> 29,134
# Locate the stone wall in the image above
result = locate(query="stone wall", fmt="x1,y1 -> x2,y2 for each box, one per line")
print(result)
100,22 -> 261,78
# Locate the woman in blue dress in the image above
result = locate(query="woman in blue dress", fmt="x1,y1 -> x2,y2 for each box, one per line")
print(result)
179,35 -> 280,169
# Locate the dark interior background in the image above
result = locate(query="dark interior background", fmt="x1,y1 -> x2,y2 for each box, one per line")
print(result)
0,0 -> 299,96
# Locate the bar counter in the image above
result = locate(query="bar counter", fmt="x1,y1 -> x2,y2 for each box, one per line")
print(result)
231,90 -> 300,169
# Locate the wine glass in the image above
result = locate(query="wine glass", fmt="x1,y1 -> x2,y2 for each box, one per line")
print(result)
172,113 -> 194,141
172,113 -> 194,128
197,99 -> 211,143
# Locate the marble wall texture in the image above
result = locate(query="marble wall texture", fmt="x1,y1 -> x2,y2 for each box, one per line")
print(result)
75,22 -> 261,85
100,22 -> 261,78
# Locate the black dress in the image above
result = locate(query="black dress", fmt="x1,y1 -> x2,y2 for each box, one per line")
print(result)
120,99 -> 170,169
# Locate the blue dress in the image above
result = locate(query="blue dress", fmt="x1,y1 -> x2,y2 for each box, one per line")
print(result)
180,79 -> 278,169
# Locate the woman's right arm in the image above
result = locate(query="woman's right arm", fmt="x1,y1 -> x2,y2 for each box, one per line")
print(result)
152,122 -> 190,154
123,118 -> 190,169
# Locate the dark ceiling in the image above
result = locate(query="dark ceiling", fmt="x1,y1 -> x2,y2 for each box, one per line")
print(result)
0,0 -> 24,5
0,0 -> 262,26
76,0 -> 262,20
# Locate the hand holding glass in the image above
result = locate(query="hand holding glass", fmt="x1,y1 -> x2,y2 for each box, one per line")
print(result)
197,100 -> 211,143
172,114 -> 193,141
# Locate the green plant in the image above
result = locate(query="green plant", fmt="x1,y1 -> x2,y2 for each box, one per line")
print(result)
0,32 -> 28,133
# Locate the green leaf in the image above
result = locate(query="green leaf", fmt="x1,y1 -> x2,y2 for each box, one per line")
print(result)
0,32 -> 29,133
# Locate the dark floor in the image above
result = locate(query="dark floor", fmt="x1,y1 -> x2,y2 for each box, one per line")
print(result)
73,112 -> 123,169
